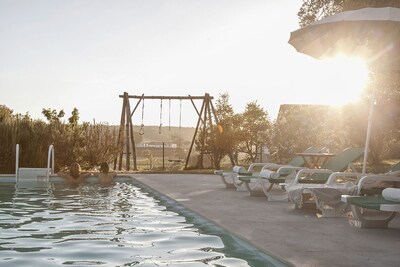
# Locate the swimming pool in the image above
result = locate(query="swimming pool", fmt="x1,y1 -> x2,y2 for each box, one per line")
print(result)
0,175 -> 287,266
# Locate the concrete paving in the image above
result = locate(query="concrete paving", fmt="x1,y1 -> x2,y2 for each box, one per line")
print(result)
133,173 -> 400,267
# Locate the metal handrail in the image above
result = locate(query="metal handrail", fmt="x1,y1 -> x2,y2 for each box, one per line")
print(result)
46,144 -> 55,181
15,144 -> 20,181
15,144 -> 55,182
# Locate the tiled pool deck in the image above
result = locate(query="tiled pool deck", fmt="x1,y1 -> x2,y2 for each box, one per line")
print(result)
133,173 -> 400,267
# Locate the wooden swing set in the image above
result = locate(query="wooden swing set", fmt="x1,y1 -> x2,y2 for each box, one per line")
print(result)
114,92 -> 218,171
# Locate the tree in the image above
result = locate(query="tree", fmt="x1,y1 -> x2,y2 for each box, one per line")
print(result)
42,108 -> 87,169
68,107 -> 79,127
364,72 -> 400,166
82,121 -> 120,168
298,0 -> 400,27
270,104 -> 345,164
237,101 -> 272,164
42,108 -> 65,124
42,108 -> 77,169
0,105 -> 14,123
208,93 -> 240,169
298,0 -> 344,27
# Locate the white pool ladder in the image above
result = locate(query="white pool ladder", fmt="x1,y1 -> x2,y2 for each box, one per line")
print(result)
15,144 -> 55,181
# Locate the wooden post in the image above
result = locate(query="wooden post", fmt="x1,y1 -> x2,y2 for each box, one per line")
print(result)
128,105 -> 138,171
200,95 -> 208,168
185,98 -> 206,169
115,93 -> 127,170
115,92 -> 138,171
125,97 -> 130,171
162,142 -> 165,171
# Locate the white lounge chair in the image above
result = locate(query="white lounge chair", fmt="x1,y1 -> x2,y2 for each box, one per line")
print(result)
341,173 -> 400,228
214,163 -> 269,191
284,148 -> 365,211
237,147 -> 327,198
306,162 -> 400,217
239,166 -> 304,200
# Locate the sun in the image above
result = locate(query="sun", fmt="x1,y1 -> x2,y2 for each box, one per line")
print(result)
314,55 -> 370,106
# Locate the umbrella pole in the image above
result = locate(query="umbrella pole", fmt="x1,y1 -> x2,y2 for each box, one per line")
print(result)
362,96 -> 375,175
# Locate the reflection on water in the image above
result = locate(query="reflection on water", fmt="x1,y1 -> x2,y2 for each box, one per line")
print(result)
0,180 -> 254,267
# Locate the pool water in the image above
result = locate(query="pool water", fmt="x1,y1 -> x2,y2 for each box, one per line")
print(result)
0,176 -> 286,266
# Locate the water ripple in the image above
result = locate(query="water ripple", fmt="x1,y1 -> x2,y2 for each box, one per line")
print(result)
0,180 -> 254,266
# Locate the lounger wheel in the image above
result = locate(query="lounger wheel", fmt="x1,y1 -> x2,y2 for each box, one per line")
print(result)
221,174 -> 236,189
349,206 -> 396,228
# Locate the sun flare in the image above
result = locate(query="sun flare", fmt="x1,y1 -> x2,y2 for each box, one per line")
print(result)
315,56 -> 370,106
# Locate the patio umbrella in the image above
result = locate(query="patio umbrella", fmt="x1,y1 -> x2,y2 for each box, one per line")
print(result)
288,7 -> 400,174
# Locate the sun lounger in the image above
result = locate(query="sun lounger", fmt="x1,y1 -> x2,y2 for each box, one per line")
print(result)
214,163 -> 269,191
306,162 -> 400,217
237,147 -> 327,199
341,174 -> 400,228
284,147 -> 364,210
214,147 -> 323,192
239,166 -> 305,200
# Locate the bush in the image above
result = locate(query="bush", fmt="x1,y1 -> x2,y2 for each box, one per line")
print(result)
0,106 -> 119,174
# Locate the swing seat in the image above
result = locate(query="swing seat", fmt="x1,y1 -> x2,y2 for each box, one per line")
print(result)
168,159 -> 182,163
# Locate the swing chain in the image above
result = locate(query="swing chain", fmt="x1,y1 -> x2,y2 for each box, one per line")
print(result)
139,124 -> 145,135
168,98 -> 171,132
139,95 -> 145,135
159,99 -> 163,134
178,98 -> 182,161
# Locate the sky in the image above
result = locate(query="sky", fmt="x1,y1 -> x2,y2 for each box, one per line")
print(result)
0,0 -> 369,127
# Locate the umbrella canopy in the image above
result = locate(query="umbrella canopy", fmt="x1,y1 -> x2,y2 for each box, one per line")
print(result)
289,7 -> 400,70
288,7 -> 400,174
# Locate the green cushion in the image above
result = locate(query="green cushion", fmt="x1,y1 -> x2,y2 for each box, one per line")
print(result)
346,196 -> 398,210
359,188 -> 384,196
238,176 -> 286,184
298,175 -> 331,183
322,147 -> 364,172
238,171 -> 253,176
238,176 -> 253,182
286,147 -> 326,167
299,147 -> 364,184
269,178 -> 286,184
